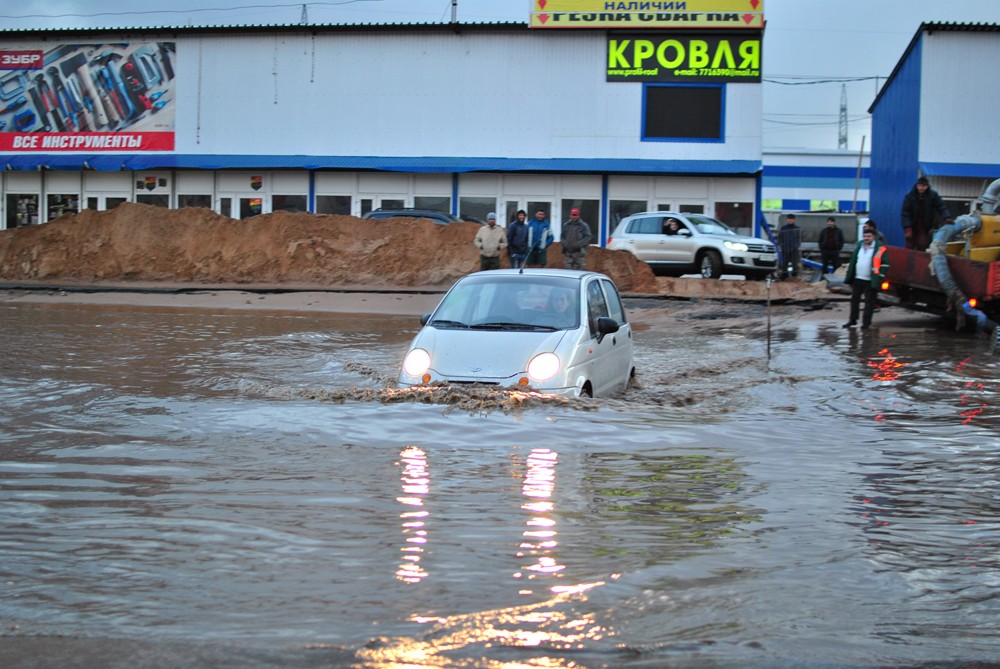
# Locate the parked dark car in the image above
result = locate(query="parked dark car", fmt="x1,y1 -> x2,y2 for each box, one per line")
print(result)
362,208 -> 463,224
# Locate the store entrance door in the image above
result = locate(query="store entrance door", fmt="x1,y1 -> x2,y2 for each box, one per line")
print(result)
84,195 -> 129,212
218,194 -> 267,219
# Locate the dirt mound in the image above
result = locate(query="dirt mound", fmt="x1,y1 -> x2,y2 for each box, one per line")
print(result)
0,203 -> 837,301
0,203 -> 660,293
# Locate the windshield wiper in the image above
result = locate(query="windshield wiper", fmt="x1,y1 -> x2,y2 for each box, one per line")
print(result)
471,322 -> 557,331
429,319 -> 469,329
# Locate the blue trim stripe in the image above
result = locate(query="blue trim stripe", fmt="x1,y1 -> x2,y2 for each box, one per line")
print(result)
763,176 -> 869,189
2,154 -> 762,176
919,162 -> 1000,178
765,165 -> 870,178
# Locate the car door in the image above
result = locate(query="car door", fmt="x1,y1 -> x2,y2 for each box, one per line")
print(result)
625,214 -> 668,264
599,278 -> 633,393
585,278 -> 631,396
660,216 -> 699,266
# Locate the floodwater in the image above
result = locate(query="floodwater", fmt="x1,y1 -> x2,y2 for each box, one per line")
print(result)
1,298 -> 998,668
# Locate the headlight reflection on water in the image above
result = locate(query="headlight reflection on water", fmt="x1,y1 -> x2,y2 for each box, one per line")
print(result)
396,446 -> 430,584
372,446 -> 614,666
358,588 -> 611,667
515,448 -> 566,591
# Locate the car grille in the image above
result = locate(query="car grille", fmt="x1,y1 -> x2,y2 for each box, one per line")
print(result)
753,258 -> 778,267
747,243 -> 775,253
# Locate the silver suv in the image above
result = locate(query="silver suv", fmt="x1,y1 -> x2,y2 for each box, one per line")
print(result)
608,211 -> 778,279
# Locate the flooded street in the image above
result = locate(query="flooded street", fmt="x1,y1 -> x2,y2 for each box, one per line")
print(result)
1,298 -> 998,668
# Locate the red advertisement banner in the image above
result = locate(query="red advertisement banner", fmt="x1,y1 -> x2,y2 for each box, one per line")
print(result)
0,132 -> 175,151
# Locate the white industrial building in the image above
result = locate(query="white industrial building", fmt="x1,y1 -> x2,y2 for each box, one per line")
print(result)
0,21 -> 765,243
869,22 -> 1000,246
761,148 -> 869,215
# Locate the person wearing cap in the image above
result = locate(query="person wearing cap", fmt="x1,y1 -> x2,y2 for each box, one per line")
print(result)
901,176 -> 952,251
525,209 -> 554,268
560,207 -> 592,270
474,212 -> 507,271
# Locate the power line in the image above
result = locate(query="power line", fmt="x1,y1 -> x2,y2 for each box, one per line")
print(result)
763,76 -> 881,86
0,1 -> 381,21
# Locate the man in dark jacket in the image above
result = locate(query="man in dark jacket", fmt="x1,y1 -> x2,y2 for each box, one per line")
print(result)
506,210 -> 529,269
901,176 -> 952,251
560,208 -> 592,269
817,216 -> 845,274
778,214 -> 801,278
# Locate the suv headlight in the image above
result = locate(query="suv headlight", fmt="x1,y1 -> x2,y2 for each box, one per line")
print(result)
724,241 -> 749,252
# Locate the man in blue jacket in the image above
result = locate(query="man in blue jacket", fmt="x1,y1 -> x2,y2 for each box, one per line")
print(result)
526,209 -> 554,268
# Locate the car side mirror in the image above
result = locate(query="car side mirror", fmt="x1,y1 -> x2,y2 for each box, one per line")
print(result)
420,313 -> 432,326
596,316 -> 620,342
678,229 -> 692,236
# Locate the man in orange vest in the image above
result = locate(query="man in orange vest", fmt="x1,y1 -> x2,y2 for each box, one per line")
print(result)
843,228 -> 889,330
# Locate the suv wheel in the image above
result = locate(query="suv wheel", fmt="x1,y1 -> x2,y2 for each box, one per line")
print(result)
699,250 -> 723,279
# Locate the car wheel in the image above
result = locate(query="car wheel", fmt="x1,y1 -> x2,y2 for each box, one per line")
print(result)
699,250 -> 723,279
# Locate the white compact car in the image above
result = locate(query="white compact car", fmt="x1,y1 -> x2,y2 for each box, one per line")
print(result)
608,211 -> 778,279
398,269 -> 635,398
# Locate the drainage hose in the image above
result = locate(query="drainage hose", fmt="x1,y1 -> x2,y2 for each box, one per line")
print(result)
927,214 -> 998,337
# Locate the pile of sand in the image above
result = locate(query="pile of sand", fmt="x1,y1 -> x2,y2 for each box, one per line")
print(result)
0,203 -> 830,300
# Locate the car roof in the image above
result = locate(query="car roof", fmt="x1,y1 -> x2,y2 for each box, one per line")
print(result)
466,268 -> 611,282
363,208 -> 460,221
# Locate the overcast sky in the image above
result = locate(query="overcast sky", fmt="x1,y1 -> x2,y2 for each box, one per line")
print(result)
3,0 -> 997,151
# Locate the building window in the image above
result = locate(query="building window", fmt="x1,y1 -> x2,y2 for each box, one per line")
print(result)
273,194 -> 307,213
609,200 -> 646,231
414,195 -> 450,213
459,197 -> 496,224
47,194 -> 79,220
136,194 -> 169,208
560,199 -> 599,241
179,194 -> 212,209
715,202 -> 753,235
316,195 -> 351,215
642,84 -> 724,142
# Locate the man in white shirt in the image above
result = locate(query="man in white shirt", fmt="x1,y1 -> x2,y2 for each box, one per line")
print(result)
843,229 -> 890,330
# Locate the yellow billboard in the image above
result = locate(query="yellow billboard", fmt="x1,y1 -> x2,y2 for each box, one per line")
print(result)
530,0 -> 764,29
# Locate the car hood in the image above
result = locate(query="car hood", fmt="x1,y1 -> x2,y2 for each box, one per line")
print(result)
702,231 -> 771,246
414,327 -> 571,378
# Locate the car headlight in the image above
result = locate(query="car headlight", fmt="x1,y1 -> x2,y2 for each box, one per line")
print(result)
724,240 -> 749,252
402,348 -> 431,377
527,352 -> 560,382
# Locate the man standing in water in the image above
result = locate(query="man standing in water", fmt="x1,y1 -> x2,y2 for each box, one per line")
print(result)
843,228 -> 889,330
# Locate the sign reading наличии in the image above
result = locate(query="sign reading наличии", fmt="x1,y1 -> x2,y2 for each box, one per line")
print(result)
531,0 -> 764,29
607,32 -> 761,82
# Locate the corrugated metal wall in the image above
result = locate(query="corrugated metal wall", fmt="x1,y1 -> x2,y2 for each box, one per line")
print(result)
176,30 -> 761,161
919,32 -> 1000,165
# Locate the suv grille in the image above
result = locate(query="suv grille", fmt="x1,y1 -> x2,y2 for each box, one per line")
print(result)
747,243 -> 775,253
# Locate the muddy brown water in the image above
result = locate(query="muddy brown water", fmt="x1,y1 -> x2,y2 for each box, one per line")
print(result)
1,299 -> 998,668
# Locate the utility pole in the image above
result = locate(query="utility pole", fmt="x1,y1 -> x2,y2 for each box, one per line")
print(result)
838,84 -> 848,150
300,4 -> 308,25
451,0 -> 458,23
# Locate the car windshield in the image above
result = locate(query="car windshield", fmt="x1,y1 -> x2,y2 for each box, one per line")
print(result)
430,275 -> 581,331
686,214 -> 736,236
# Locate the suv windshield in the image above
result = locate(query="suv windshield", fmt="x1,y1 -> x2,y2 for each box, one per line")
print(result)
686,214 -> 736,235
